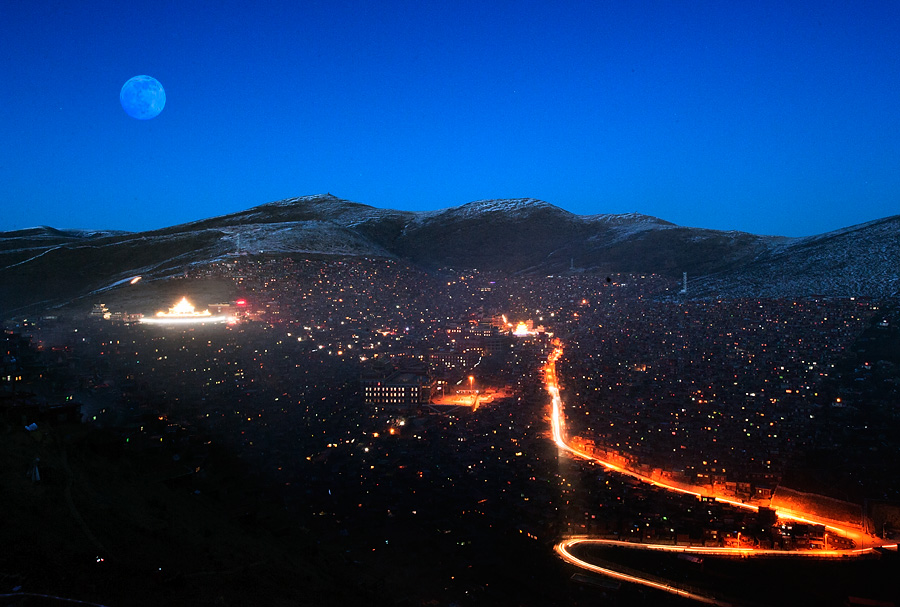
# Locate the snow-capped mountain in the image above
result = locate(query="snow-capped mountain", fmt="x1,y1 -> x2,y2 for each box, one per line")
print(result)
690,215 -> 900,298
0,194 -> 897,318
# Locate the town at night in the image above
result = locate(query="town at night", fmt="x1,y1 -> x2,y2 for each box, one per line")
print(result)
3,253 -> 898,606
5,1 -> 900,604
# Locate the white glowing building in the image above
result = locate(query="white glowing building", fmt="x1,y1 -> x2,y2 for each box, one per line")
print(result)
140,297 -> 231,325
513,322 -> 533,337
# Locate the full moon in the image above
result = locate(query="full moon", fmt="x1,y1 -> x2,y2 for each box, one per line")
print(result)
120,75 -> 166,120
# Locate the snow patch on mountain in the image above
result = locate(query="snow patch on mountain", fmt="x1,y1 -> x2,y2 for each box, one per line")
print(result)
219,221 -> 393,257
581,212 -> 673,226
455,198 -> 558,216
691,215 -> 900,298
581,212 -> 677,242
415,198 -> 562,222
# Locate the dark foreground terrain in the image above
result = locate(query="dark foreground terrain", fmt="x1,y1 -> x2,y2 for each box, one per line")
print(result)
3,260 -> 900,607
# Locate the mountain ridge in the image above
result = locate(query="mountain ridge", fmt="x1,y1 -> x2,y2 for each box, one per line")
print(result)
0,194 -> 897,318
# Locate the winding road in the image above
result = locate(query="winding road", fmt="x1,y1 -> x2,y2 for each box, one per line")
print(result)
544,342 -> 896,602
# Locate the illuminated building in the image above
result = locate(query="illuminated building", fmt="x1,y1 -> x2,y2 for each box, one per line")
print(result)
512,320 -> 544,337
362,370 -> 431,408
471,321 -> 498,338
140,297 -> 231,325
428,349 -> 481,371
209,301 -> 249,319
90,303 -> 110,319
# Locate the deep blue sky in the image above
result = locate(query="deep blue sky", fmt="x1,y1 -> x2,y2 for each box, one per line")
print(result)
4,1 -> 900,236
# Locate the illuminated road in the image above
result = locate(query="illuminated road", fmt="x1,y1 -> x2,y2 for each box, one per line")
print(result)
554,539 -> 732,606
544,343 -> 896,601
557,537 -> 879,559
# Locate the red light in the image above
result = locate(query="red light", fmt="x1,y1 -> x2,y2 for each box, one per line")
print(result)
235,299 -> 247,306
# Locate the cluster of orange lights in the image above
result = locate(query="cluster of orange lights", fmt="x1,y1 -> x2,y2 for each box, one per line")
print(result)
544,340 -> 897,595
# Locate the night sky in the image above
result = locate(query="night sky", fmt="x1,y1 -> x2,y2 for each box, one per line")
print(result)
4,1 -> 900,236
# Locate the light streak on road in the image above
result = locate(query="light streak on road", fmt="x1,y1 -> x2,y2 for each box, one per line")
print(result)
554,539 -> 733,606
544,343 -> 891,600
547,346 -> 703,502
545,345 -> 883,541
558,537 -> 879,559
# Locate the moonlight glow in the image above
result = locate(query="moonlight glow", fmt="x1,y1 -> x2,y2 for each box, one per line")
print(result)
120,75 -> 166,120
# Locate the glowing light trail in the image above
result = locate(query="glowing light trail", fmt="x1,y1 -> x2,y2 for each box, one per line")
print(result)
544,342 -> 891,600
554,539 -> 732,606
545,344 -> 883,539
558,537 -> 880,559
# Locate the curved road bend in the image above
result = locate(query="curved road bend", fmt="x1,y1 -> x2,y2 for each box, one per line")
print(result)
544,343 -> 896,601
